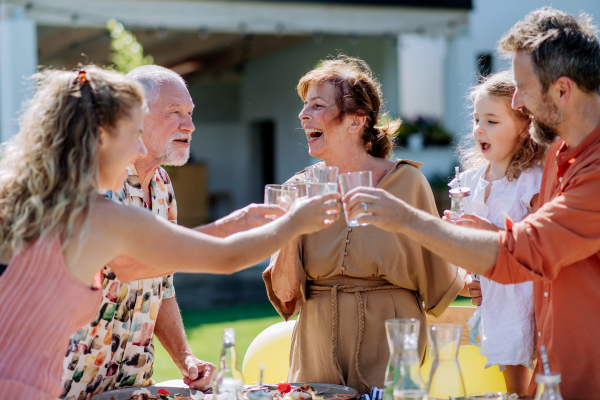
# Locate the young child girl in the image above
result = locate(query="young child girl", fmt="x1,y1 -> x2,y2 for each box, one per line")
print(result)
448,71 -> 548,395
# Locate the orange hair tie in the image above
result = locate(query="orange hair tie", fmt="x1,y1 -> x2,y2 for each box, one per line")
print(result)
76,69 -> 88,85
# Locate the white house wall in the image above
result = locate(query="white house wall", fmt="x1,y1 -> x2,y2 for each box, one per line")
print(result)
445,0 -> 600,139
189,35 -> 399,212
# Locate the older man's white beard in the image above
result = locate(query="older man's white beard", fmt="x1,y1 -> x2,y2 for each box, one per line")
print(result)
158,142 -> 190,166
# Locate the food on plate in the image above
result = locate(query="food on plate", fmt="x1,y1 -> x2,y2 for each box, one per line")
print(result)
109,387 -> 195,400
277,381 -> 292,394
273,383 -> 318,400
290,384 -> 316,400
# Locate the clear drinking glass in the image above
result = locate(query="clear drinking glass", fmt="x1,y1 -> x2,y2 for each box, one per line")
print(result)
384,319 -> 426,400
306,182 -> 338,224
264,184 -> 299,218
306,164 -> 339,183
286,179 -> 316,199
306,181 -> 338,196
427,323 -> 467,400
338,171 -> 373,227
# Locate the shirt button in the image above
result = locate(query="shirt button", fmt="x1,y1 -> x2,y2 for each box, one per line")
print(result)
344,251 -> 348,256
538,332 -> 542,337
544,292 -> 548,297
346,239 -> 350,243
559,177 -> 563,182
348,227 -> 352,232
341,266 -> 346,271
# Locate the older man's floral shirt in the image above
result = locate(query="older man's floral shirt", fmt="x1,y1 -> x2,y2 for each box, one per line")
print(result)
61,165 -> 177,400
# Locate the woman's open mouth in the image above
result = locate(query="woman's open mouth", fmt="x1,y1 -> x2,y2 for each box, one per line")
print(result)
479,141 -> 491,153
305,128 -> 323,143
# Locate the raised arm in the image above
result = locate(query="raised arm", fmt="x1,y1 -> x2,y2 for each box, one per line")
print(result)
99,193 -> 340,277
343,187 -> 499,275
110,204 -> 287,282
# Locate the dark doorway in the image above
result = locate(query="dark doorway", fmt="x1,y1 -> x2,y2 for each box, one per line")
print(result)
477,53 -> 493,81
250,120 -> 276,203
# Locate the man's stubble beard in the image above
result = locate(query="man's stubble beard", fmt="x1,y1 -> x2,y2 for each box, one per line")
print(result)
158,142 -> 190,166
524,94 -> 563,146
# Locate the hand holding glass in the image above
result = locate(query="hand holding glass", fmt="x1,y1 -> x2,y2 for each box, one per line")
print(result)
306,182 -> 338,224
338,171 -> 373,227
264,184 -> 298,219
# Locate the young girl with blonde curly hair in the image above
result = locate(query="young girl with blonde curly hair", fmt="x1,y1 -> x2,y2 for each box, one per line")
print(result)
448,70 -> 548,395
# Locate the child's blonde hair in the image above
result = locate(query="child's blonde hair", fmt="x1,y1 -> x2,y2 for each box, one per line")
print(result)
460,71 -> 548,181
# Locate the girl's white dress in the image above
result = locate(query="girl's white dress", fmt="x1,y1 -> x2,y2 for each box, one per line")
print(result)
450,163 -> 542,370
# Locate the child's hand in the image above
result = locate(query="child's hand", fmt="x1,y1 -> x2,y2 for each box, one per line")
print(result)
442,211 -> 501,232
468,279 -> 482,306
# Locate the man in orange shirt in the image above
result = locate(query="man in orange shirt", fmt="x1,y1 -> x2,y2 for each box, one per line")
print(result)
343,7 -> 600,399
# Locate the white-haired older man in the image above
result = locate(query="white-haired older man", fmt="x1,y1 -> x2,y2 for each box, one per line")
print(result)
60,65 -> 282,399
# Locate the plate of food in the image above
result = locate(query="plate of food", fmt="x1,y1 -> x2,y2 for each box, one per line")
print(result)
247,381 -> 358,400
91,386 -> 204,400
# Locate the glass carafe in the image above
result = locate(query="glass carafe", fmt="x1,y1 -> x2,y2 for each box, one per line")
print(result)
384,319 -> 422,400
534,374 -> 563,400
393,328 -> 427,400
427,323 -> 466,400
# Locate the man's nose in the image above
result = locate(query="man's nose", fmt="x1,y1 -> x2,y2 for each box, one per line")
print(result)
181,113 -> 195,133
512,89 -> 524,110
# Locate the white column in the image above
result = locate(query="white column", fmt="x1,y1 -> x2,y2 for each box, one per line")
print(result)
397,34 -> 447,120
0,5 -> 37,142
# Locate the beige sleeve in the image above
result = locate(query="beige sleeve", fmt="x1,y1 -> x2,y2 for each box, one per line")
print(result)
401,166 -> 465,316
262,236 -> 307,321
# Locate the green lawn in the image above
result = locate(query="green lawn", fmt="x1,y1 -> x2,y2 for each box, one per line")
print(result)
152,303 -> 284,383
152,297 -> 475,383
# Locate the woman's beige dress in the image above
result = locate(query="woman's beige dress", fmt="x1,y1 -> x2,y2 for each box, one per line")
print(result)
263,160 -> 464,394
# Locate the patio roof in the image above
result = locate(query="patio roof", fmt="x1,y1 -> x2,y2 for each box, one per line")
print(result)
14,0 -> 469,36
245,0 -> 472,9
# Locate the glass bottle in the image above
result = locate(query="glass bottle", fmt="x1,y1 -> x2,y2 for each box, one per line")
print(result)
448,166 -> 471,223
212,328 -> 244,400
534,374 -> 563,400
393,327 -> 427,400
383,319 -> 422,400
427,323 -> 466,400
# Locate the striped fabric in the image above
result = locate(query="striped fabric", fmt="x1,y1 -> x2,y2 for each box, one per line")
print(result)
0,234 -> 102,400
